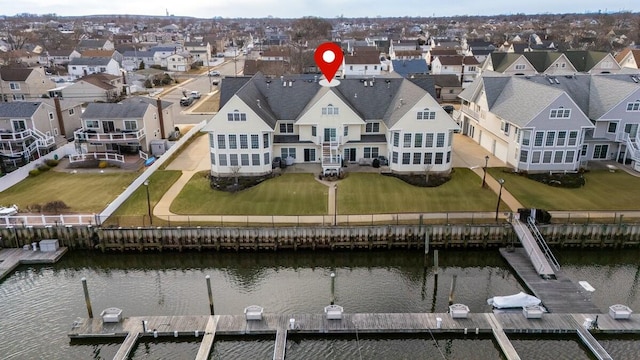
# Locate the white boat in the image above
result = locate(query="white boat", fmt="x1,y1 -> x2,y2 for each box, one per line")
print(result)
487,291 -> 541,309
0,204 -> 18,216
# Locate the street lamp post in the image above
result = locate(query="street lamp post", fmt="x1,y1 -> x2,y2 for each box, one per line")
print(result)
482,155 -> 489,188
495,178 -> 505,222
144,180 -> 152,226
334,184 -> 338,226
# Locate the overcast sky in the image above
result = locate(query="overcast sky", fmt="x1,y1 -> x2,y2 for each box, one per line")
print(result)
3,0 -> 639,18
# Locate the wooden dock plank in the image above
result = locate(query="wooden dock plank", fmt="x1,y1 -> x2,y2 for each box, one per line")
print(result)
195,315 -> 218,360
500,248 -> 600,314
273,328 -> 287,360
113,331 -> 140,360
486,313 -> 521,360
575,325 -> 613,360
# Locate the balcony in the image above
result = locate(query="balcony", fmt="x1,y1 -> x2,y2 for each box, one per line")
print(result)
0,129 -> 34,142
74,128 -> 146,143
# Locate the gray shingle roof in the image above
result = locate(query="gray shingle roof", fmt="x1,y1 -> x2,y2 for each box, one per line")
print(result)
391,59 -> 428,77
487,76 -> 564,127
0,102 -> 43,118
83,102 -> 150,119
69,57 -> 113,66
120,96 -> 173,109
206,72 -> 431,131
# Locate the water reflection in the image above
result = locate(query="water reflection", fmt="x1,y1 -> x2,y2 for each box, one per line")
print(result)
1,248 -> 638,359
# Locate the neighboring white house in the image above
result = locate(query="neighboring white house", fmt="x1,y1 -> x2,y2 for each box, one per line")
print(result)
166,52 -> 192,72
202,73 -> 458,177
68,57 -> 121,78
456,72 -> 640,172
343,53 -> 382,78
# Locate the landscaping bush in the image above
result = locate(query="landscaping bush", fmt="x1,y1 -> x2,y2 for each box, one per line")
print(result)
45,159 -> 59,167
38,164 -> 51,172
42,200 -> 70,213
28,169 -> 41,177
524,172 -> 586,188
209,174 -> 272,192
98,161 -> 108,169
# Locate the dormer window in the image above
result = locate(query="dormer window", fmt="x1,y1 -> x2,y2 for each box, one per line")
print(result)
417,108 -> 436,120
322,104 -> 339,115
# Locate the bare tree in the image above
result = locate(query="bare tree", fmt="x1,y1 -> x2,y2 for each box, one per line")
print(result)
423,164 -> 434,185
230,166 -> 241,190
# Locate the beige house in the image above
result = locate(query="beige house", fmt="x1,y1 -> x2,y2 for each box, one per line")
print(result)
74,97 -> 175,158
50,73 -> 122,103
0,67 -> 56,102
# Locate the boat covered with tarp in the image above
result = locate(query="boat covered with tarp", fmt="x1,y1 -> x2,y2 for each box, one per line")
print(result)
487,291 -> 541,309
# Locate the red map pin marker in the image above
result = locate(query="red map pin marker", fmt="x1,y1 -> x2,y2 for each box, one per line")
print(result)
314,42 -> 343,84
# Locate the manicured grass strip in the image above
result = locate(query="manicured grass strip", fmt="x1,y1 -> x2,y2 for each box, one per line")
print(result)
112,170 -> 182,216
171,172 -> 328,215
338,169 -> 501,214
487,168 -> 640,210
0,171 -> 138,213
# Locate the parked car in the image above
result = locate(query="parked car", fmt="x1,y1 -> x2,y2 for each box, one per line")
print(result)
212,79 -> 220,86
180,97 -> 194,106
190,91 -> 201,99
208,70 -> 221,77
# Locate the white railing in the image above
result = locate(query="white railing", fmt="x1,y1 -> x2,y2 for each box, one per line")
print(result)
32,128 -> 55,147
74,128 -> 146,142
0,214 -> 97,226
616,132 -> 640,161
139,150 -> 149,160
0,143 -> 75,193
320,135 -> 341,166
512,219 -> 550,275
0,129 -> 33,141
69,152 -> 125,163
527,216 -> 561,271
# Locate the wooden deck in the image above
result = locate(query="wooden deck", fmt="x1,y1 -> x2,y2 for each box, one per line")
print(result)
500,248 -> 601,314
69,312 -> 640,360
0,247 -> 68,280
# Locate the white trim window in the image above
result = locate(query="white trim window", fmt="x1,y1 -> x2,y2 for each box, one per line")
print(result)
416,108 -> 436,120
626,101 -> 640,112
322,104 -> 339,115
124,120 -> 137,131
85,120 -> 99,129
227,110 -> 247,121
9,82 -> 20,90
549,108 -> 571,119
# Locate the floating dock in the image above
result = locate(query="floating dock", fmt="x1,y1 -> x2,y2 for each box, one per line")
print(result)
69,311 -> 640,360
0,247 -> 68,281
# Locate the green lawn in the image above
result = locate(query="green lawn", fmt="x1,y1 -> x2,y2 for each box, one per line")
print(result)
338,169 -> 500,214
171,172 -> 328,215
487,168 -> 640,210
111,170 -> 182,216
0,171 -> 138,213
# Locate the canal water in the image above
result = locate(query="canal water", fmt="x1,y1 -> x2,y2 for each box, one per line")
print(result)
0,248 -> 639,359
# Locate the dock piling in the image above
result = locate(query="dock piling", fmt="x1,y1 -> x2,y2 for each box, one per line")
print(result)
81,277 -> 93,318
448,274 -> 457,306
206,275 -> 214,315
330,272 -> 336,305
